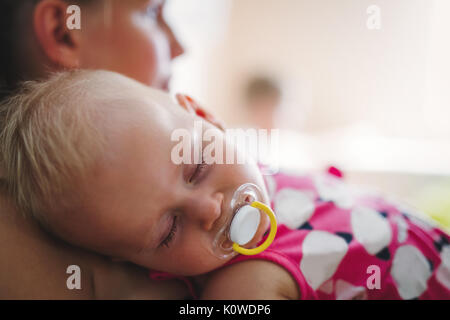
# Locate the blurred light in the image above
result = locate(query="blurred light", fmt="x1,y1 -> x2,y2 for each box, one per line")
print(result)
164,0 -> 232,100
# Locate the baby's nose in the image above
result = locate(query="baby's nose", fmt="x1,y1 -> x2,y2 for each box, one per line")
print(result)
185,192 -> 224,231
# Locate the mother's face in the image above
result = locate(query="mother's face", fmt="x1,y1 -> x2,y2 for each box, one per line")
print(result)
75,0 -> 183,90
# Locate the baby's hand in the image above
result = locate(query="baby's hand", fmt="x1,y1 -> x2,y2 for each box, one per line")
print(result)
200,260 -> 299,300
176,94 -> 226,131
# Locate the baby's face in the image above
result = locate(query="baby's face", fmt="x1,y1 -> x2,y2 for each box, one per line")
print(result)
47,85 -> 269,276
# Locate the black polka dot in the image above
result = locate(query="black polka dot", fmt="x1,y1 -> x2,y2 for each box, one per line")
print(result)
434,236 -> 449,252
375,247 -> 391,261
298,221 -> 313,230
426,258 -> 434,271
335,232 -> 353,244
378,211 -> 388,218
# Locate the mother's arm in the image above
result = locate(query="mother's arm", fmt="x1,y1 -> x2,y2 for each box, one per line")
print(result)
0,194 -> 188,299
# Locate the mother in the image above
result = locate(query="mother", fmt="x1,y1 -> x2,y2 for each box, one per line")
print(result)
0,0 -> 194,299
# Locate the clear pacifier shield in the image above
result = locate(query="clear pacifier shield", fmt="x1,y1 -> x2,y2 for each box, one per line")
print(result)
211,183 -> 264,259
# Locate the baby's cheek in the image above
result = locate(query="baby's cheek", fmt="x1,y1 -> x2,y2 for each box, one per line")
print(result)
168,239 -> 227,276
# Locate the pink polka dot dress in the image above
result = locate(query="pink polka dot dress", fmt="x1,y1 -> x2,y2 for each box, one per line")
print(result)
224,168 -> 450,300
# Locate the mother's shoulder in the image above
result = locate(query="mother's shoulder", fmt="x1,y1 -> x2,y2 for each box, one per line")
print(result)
0,194 -> 189,299
0,193 -> 96,299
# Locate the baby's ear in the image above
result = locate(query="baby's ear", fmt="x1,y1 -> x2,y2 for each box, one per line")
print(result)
175,94 -> 226,131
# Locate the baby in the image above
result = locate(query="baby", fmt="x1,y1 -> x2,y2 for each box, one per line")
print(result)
0,70 -> 448,300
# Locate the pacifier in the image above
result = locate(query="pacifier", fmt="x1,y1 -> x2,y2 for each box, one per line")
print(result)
212,183 -> 277,259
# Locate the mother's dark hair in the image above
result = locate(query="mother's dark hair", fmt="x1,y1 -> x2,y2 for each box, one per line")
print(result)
0,0 -> 28,99
0,0 -> 92,100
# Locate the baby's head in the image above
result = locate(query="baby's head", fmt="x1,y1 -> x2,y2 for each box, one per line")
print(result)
0,70 -> 270,276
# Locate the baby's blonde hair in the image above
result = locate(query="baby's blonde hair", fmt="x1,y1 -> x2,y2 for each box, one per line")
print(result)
0,70 -> 116,221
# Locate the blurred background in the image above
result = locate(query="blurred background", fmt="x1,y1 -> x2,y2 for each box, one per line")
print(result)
164,0 -> 450,229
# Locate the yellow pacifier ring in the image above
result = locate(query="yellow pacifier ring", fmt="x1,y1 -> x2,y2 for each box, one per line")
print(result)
232,201 -> 277,255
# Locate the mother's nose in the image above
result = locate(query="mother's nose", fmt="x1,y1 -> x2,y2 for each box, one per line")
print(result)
183,192 -> 224,231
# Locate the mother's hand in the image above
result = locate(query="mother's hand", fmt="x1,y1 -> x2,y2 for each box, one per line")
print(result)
176,94 -> 226,131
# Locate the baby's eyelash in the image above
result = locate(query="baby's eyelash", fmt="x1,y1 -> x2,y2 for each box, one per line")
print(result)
160,216 -> 177,248
189,159 -> 207,184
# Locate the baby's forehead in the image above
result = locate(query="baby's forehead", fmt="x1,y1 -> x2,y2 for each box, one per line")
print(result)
98,80 -> 181,127
81,72 -> 196,162
99,87 -> 194,154
87,91 -> 189,197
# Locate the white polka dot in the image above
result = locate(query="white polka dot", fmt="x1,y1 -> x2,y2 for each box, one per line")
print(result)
394,215 -> 408,243
391,245 -> 432,300
274,188 -> 315,229
300,231 -> 349,290
335,279 -> 367,300
436,245 -> 450,290
351,206 -> 392,255
314,175 -> 354,209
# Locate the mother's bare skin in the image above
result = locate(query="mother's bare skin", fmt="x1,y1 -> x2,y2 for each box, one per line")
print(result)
0,194 -> 188,300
